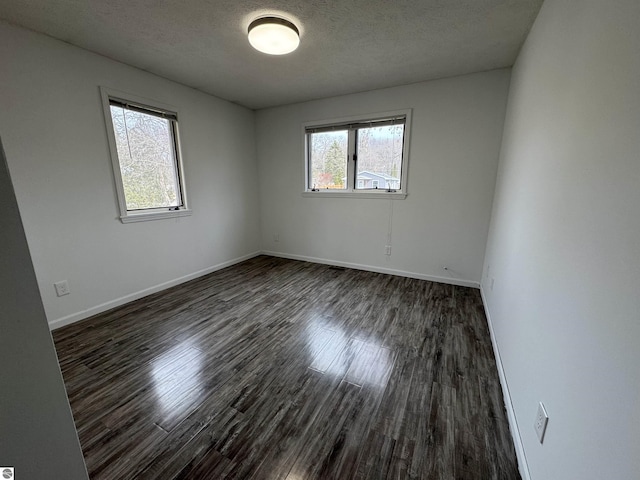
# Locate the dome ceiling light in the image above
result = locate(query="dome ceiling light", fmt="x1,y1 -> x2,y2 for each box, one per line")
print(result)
248,16 -> 300,55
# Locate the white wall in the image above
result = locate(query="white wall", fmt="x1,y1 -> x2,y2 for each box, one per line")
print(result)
256,70 -> 510,286
0,140 -> 88,479
0,22 -> 261,327
482,0 -> 640,479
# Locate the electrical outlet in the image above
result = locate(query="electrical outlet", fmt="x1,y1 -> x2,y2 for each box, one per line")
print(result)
384,245 -> 391,255
486,264 -> 490,278
273,233 -> 280,243
490,277 -> 495,291
54,280 -> 70,297
534,402 -> 549,443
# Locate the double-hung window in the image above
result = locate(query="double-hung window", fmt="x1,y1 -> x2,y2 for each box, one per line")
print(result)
100,87 -> 191,223
304,109 -> 411,198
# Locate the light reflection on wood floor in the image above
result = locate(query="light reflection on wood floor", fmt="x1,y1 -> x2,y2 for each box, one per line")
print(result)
53,256 -> 521,480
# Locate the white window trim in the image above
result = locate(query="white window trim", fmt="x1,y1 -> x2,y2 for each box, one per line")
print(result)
302,108 -> 411,199
100,86 -> 192,223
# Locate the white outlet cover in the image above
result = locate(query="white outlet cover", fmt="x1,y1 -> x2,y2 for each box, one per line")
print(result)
54,280 -> 70,297
534,401 -> 549,443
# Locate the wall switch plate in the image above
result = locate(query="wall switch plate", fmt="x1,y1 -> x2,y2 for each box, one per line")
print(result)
534,401 -> 549,443
490,277 -> 495,291
54,280 -> 70,297
385,245 -> 391,255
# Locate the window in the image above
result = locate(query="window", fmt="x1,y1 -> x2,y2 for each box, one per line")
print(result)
100,87 -> 191,223
304,109 -> 410,198
307,129 -> 348,189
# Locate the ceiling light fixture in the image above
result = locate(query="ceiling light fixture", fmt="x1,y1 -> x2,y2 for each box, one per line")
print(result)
248,16 -> 300,55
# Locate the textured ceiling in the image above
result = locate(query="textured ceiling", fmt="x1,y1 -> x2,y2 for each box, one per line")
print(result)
0,0 -> 543,109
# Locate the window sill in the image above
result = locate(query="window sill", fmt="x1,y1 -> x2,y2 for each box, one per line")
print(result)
120,208 -> 193,224
302,191 -> 407,200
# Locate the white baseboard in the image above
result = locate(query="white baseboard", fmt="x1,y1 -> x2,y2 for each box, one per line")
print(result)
261,250 -> 480,288
480,286 -> 531,480
50,248 -> 479,326
48,251 -> 261,330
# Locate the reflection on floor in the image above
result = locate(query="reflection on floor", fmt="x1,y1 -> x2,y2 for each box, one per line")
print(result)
53,255 -> 521,480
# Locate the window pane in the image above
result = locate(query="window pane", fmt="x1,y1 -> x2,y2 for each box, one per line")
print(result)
355,124 -> 404,190
110,105 -> 182,210
309,131 -> 348,190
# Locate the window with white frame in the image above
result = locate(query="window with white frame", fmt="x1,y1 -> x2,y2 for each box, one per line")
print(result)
100,87 -> 191,223
304,110 -> 410,197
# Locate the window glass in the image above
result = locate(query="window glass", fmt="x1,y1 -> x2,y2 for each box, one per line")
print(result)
355,124 -> 404,190
109,105 -> 182,211
308,130 -> 348,190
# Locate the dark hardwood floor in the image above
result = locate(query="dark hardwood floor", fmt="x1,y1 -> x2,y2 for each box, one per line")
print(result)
53,255 -> 521,480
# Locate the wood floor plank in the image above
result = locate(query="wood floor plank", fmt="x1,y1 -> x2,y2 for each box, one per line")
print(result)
53,255 -> 521,480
